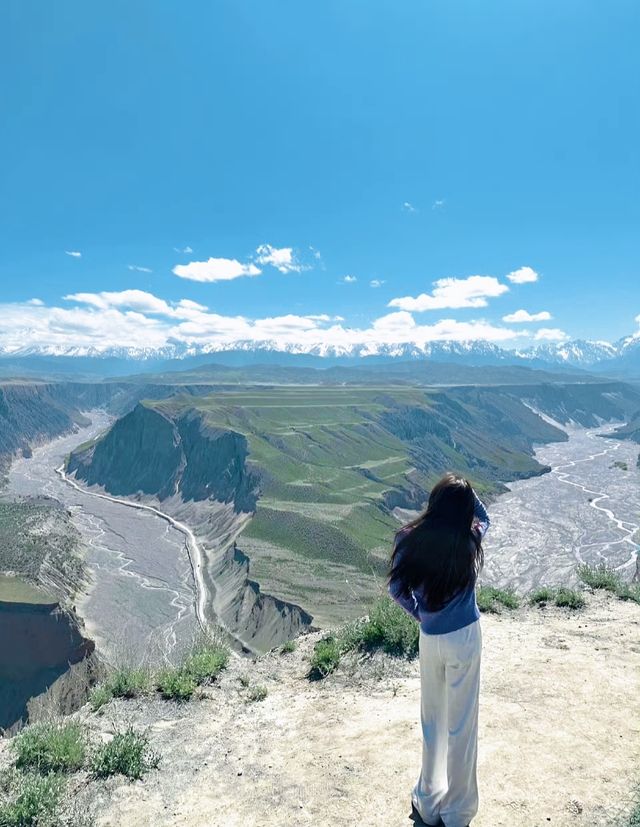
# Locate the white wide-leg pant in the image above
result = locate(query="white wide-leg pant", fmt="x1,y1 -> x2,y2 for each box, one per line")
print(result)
412,620 -> 482,827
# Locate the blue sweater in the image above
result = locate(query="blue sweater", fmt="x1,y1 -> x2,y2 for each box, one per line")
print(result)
388,493 -> 490,635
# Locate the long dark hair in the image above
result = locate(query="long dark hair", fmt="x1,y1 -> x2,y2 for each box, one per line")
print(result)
389,472 -> 484,611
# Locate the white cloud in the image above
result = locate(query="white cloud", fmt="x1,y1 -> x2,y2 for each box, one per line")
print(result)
389,275 -> 508,312
65,289 -> 174,315
534,327 -> 569,341
370,279 -> 385,288
128,264 -> 153,273
172,257 -> 261,283
255,244 -> 305,274
310,246 -> 322,261
64,290 -> 209,321
502,309 -> 552,323
65,250 -> 81,258
432,199 -> 445,210
343,275 -> 357,284
0,292 -> 528,355
506,266 -> 538,284
173,246 -> 193,254
402,202 -> 417,213
27,298 -> 44,306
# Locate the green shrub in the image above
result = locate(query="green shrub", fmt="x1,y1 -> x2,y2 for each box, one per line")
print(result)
280,640 -> 297,654
107,667 -> 151,699
0,771 -> 64,827
156,668 -> 197,701
530,586 -> 555,605
12,722 -> 86,775
530,586 -> 585,609
309,636 -> 342,679
90,728 -> 159,780
88,685 -> 113,713
477,586 -> 520,613
357,598 -> 419,657
577,563 -> 621,592
554,587 -> 586,610
182,640 -> 229,684
614,582 -> 640,605
247,685 -> 268,702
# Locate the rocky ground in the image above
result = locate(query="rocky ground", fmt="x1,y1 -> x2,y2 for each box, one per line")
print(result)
3,590 -> 635,827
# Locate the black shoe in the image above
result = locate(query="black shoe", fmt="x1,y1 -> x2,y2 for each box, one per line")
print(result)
410,803 -> 444,826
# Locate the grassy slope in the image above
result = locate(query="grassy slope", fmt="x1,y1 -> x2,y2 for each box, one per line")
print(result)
140,385 -> 564,621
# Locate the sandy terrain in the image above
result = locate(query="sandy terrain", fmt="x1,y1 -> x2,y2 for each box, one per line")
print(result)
64,591 -> 640,827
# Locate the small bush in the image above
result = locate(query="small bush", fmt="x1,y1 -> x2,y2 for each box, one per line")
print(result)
0,770 -> 64,827
280,640 -> 297,654
530,586 -> 585,610
88,685 -> 112,713
358,598 -> 419,657
309,636 -> 342,679
88,667 -> 150,712
238,674 -> 250,687
554,587 -> 585,610
90,728 -> 159,781
247,685 -> 268,702
182,640 -> 229,685
477,586 -> 520,613
577,563 -> 620,592
614,582 -> 640,605
107,667 -> 151,699
12,722 -> 86,775
156,668 -> 197,701
530,586 -> 555,605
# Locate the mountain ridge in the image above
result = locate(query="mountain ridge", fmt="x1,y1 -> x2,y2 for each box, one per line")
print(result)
1,334 -> 639,378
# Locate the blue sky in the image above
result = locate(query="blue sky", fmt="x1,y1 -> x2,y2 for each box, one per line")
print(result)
1,0 -> 638,354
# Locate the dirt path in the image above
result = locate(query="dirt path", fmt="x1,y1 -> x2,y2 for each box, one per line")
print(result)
78,591 -> 640,827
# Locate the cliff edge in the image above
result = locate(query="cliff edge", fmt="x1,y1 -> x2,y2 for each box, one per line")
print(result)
3,591 -> 634,826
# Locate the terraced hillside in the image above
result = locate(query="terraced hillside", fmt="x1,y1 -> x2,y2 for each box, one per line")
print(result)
67,381 -> 640,626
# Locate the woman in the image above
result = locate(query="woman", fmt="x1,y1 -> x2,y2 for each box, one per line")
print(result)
388,473 -> 490,827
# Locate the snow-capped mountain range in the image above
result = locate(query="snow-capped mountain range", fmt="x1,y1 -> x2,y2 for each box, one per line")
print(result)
0,335 -> 639,377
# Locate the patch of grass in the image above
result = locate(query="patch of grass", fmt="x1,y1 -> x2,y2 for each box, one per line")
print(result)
356,598 -> 419,657
577,563 -> 621,592
12,722 -> 86,775
156,637 -> 230,701
90,728 -> 159,781
280,640 -> 297,654
0,771 -> 65,827
238,674 -> 250,687
308,636 -> 342,680
156,668 -> 197,701
88,667 -> 151,712
577,564 -> 640,604
615,582 -> 640,605
554,587 -> 586,610
477,586 -> 520,613
530,586 -> 555,605
107,667 -> 151,699
182,638 -> 230,684
530,586 -> 586,609
88,684 -> 112,713
247,685 -> 268,702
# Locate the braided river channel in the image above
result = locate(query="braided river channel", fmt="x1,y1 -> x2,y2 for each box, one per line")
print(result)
6,413 -> 639,664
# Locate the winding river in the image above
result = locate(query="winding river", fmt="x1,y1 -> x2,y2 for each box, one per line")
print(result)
7,413 -> 202,666
6,413 -> 639,665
